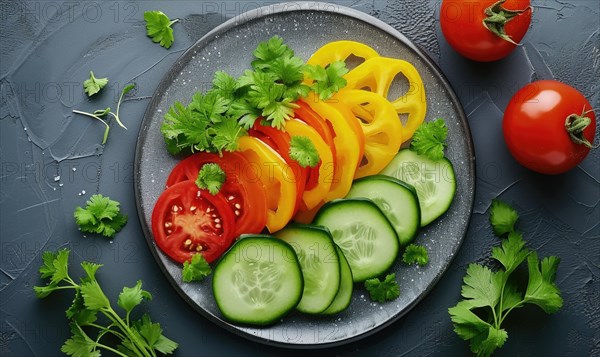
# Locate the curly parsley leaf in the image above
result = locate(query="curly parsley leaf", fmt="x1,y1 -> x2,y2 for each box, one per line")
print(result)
73,194 -> 128,238
365,273 -> 400,303
449,200 -> 562,356
410,119 -> 448,160
402,244 -> 429,266
289,136 -> 320,168
182,253 -> 212,283
490,199 -> 519,236
83,71 -> 108,97
305,61 -> 349,100
195,163 -> 226,195
144,11 -> 178,49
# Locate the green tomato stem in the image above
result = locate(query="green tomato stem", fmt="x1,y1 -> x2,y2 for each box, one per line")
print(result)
565,111 -> 596,149
482,0 -> 532,46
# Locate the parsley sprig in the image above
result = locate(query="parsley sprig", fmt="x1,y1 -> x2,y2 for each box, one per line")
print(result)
182,254 -> 212,283
160,36 -> 349,155
195,163 -> 226,195
144,11 -> 178,49
449,200 -> 563,356
402,244 -> 429,266
74,194 -> 128,238
34,249 -> 178,357
73,83 -> 136,144
289,136 -> 320,168
365,273 -> 400,303
83,71 -> 108,97
410,118 -> 448,160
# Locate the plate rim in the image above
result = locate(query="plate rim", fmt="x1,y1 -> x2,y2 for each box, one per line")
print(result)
134,1 -> 476,349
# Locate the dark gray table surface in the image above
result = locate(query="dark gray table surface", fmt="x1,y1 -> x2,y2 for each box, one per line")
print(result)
1,1 -> 598,356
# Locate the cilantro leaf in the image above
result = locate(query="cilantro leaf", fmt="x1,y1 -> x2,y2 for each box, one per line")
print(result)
491,231 -> 529,274
449,199 -> 563,356
262,97 -> 298,129
305,61 -> 349,100
66,289 -> 98,326
61,324 -> 101,357
74,194 -> 128,238
195,163 -> 226,195
251,35 -> 295,70
83,71 -> 108,97
489,199 -> 519,236
212,71 -> 238,101
144,11 -> 178,49
80,262 -> 102,282
402,244 -> 429,266
410,119 -> 448,160
161,101 -> 210,154
211,117 -> 246,153
34,249 -> 71,297
133,314 -> 179,354
364,273 -> 400,303
289,136 -> 320,168
79,280 -> 110,310
460,263 -> 502,308
118,280 -> 152,313
524,253 -> 563,314
182,253 -> 212,282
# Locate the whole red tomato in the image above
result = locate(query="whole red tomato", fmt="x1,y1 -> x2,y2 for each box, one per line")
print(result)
503,80 -> 596,175
440,0 -> 532,62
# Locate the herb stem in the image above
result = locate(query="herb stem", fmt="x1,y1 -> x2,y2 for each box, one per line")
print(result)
72,110 -> 110,144
95,342 -> 131,357
101,308 -> 148,357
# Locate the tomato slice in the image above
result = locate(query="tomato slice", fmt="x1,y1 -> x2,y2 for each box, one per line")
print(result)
165,152 -> 267,236
152,181 -> 236,263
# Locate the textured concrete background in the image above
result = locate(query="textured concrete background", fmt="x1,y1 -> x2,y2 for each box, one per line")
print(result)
1,0 -> 598,356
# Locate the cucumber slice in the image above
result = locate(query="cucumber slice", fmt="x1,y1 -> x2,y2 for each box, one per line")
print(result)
321,245 -> 353,315
346,175 -> 421,246
275,225 -> 341,314
314,199 -> 399,282
212,235 -> 303,326
381,149 -> 456,227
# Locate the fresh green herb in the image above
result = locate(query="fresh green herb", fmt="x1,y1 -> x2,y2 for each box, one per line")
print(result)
410,119 -> 448,160
364,273 -> 400,303
144,11 -> 178,49
304,61 -> 349,100
402,244 -> 429,266
110,83 -> 136,130
72,84 -> 135,144
195,163 -> 226,195
489,199 -> 519,236
34,249 -> 178,356
289,136 -> 320,168
448,201 -> 562,356
74,194 -> 128,238
160,91 -> 247,155
83,71 -> 108,97
182,254 -> 212,283
251,36 -> 295,70
72,109 -> 111,144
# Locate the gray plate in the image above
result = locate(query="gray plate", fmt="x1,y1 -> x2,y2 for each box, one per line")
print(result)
134,2 -> 475,348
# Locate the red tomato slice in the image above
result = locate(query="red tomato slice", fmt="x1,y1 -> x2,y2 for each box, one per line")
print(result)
165,152 -> 267,236
250,123 -> 307,214
152,181 -> 236,263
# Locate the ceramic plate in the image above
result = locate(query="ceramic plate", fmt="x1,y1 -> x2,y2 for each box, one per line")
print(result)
134,2 -> 475,348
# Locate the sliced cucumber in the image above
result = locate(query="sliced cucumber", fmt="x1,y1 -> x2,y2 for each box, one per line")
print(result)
346,175 -> 421,246
321,245 -> 353,315
275,225 -> 340,314
381,149 -> 456,227
212,235 -> 303,326
314,199 -> 399,282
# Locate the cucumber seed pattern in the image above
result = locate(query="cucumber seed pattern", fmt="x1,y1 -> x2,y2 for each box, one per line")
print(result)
331,223 -> 376,268
232,261 -> 285,307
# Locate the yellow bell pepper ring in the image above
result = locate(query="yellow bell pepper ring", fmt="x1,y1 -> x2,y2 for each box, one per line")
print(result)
284,119 -> 334,210
332,89 -> 403,178
306,40 -> 380,68
343,57 -> 427,141
303,92 -> 361,201
237,136 -> 297,233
